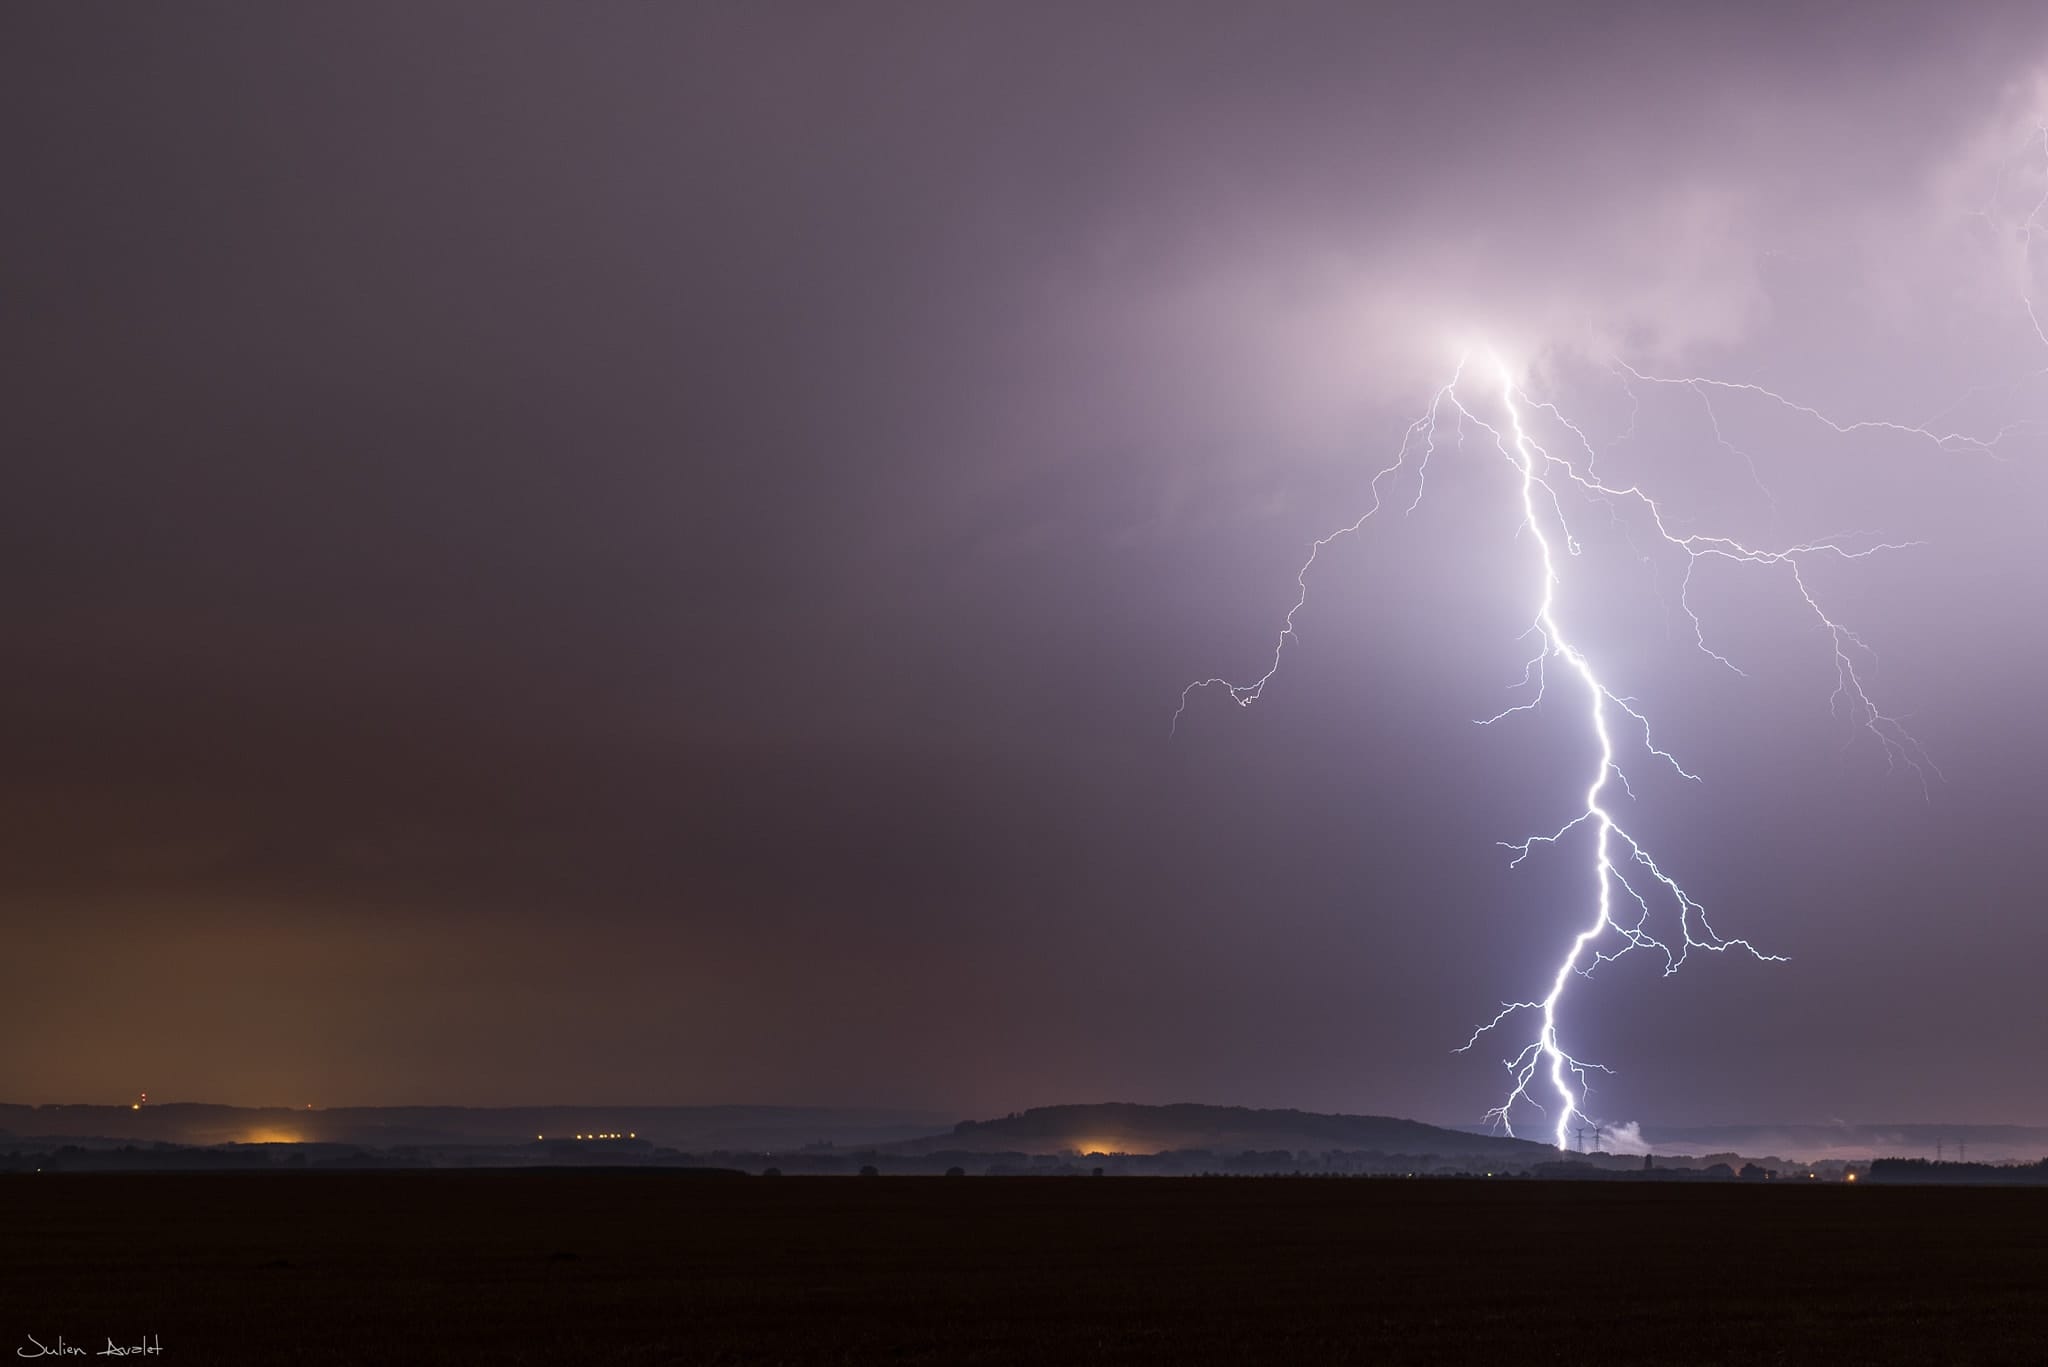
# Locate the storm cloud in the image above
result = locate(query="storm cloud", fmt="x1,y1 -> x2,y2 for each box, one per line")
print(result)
5,2 -> 2047,1128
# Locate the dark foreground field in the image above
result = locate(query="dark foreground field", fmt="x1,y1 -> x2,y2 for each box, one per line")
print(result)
7,1172 -> 2045,1364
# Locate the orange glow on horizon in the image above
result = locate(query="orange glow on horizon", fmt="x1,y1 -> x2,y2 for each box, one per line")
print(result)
1072,1139 -> 1146,1156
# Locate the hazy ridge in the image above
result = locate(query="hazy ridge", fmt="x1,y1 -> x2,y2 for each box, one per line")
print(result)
0,1102 -> 952,1151
886,1103 -> 1553,1160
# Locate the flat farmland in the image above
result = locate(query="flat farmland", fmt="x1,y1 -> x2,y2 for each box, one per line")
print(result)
5,1172 -> 2044,1364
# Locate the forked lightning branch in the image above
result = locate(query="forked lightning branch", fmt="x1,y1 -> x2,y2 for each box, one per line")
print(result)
1176,352 -> 1928,1150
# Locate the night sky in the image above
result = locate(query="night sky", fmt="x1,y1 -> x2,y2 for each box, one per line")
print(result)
8,3 -> 2048,1129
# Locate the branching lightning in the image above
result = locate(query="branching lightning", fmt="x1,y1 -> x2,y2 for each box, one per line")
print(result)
1176,350 -> 1929,1149
1167,106 -> 2048,1151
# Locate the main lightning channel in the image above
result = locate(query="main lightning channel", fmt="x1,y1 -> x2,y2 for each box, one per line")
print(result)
1178,350 -> 1920,1148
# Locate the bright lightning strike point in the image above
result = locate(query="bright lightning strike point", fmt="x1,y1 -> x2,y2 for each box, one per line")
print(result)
1177,344 -> 1924,1149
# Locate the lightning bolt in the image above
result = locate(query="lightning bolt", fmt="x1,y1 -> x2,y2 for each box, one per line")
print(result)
1176,349 -> 1926,1149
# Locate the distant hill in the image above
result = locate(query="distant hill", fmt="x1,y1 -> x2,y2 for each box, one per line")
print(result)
886,1103 -> 1552,1162
0,1103 -> 953,1151
0,1100 -> 1568,1166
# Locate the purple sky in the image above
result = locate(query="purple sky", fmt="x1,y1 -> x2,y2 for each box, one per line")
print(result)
6,2 -> 2048,1128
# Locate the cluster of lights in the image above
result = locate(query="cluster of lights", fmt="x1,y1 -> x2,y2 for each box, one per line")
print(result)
554,1132 -> 637,1140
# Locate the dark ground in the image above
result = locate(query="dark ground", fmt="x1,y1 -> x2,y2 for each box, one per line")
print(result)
6,1172 -> 2045,1364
